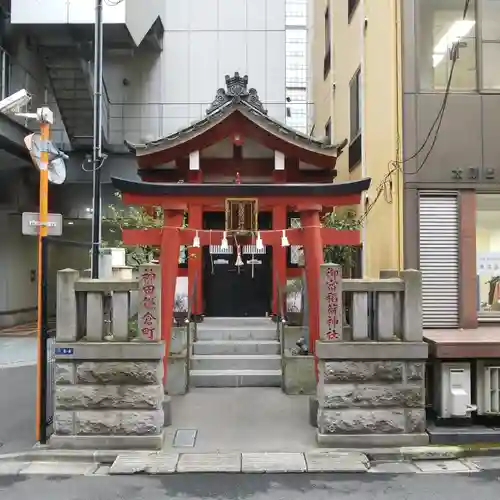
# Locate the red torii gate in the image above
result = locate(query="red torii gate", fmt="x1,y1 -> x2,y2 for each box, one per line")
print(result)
112,178 -> 371,378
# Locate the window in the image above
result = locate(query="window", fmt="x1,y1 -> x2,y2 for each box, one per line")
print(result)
480,0 -> 500,89
476,194 -> 500,317
349,67 -> 362,169
349,68 -> 361,139
324,6 -> 331,78
418,0 -> 477,91
348,0 -> 360,21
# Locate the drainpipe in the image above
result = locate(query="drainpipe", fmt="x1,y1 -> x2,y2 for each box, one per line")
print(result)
91,0 -> 104,278
394,0 -> 404,272
360,0 -> 367,276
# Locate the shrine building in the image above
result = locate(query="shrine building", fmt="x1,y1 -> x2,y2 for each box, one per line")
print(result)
111,73 -> 371,359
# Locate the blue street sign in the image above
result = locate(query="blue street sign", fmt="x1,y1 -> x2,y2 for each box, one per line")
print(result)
55,347 -> 74,355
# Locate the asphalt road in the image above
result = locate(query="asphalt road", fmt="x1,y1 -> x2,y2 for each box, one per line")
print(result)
0,338 -> 37,454
1,472 -> 500,499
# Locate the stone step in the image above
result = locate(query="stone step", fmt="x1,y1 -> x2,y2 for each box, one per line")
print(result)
191,354 -> 282,371
193,340 -> 280,355
202,317 -> 274,328
190,369 -> 282,388
196,328 -> 277,342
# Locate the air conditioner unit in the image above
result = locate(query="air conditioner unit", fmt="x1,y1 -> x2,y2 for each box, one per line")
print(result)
476,363 -> 500,415
436,362 -> 475,419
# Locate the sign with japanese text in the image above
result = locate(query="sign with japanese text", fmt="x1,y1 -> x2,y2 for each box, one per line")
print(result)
319,264 -> 343,341
138,264 -> 161,341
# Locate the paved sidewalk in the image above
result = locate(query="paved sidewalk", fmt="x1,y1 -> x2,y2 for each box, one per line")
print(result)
1,448 -> 500,476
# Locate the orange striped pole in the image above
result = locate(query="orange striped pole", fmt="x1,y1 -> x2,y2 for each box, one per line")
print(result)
35,121 -> 50,442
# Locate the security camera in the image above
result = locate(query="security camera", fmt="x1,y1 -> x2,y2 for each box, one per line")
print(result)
0,89 -> 32,114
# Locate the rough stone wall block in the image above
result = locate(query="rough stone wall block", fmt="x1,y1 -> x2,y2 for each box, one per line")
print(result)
76,361 -> 163,385
352,292 -> 369,340
377,292 -> 395,341
112,292 -> 129,341
56,269 -> 80,342
86,292 -> 104,341
401,270 -> 423,342
73,410 -> 163,435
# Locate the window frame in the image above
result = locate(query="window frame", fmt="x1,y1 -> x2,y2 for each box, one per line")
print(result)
349,67 -> 361,140
349,67 -> 362,170
416,0 -> 479,93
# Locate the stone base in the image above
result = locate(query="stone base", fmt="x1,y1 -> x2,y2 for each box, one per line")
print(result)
309,396 -> 318,428
163,396 -> 172,427
283,354 -> 316,395
48,431 -> 165,450
317,432 -> 429,448
166,355 -> 188,395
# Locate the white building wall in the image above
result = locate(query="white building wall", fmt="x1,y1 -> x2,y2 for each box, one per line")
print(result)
104,0 -> 286,142
0,213 -> 37,328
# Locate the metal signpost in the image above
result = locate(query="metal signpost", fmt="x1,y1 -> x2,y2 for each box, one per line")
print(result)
22,211 -> 63,444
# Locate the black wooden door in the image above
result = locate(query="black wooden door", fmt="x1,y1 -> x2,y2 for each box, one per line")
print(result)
203,248 -> 272,317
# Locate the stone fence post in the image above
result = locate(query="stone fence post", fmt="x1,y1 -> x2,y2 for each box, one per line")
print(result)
313,265 -> 429,448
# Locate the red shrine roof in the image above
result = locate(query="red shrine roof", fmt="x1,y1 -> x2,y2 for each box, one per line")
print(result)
124,73 -> 347,169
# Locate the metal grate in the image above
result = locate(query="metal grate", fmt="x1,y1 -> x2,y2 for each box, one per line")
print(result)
483,366 -> 500,414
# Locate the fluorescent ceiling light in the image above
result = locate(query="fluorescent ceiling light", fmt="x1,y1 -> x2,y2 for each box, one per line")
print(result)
433,20 -> 475,67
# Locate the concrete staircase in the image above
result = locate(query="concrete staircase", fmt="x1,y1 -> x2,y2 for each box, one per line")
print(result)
190,318 -> 282,388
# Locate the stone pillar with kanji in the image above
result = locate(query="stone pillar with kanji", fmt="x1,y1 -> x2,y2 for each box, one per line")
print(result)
319,264 -> 343,341
138,264 -> 161,341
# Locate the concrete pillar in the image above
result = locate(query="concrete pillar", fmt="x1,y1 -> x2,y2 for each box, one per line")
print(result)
56,269 -> 80,342
86,292 -> 104,341
401,269 -> 423,342
112,292 -> 129,341
99,249 -> 113,279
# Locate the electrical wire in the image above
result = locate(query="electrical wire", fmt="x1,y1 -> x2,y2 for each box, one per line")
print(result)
361,0 -> 472,222
104,0 -> 125,6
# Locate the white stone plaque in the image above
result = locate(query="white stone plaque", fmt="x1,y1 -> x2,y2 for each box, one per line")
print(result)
138,264 -> 161,341
319,264 -> 343,341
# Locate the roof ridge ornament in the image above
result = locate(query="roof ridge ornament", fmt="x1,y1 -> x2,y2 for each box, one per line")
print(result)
206,72 -> 268,116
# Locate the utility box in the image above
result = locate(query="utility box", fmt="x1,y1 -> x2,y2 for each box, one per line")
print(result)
476,362 -> 500,415
434,362 -> 473,419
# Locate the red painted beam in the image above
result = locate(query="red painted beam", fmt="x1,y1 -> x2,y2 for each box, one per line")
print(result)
122,227 -> 361,247
122,192 -> 362,210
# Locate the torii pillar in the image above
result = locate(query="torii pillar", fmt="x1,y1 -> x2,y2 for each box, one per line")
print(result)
299,205 -> 324,379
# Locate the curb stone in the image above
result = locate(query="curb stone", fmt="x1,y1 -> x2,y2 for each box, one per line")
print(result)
1,445 -> 500,475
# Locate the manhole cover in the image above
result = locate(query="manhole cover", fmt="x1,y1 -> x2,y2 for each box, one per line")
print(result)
173,429 -> 198,448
